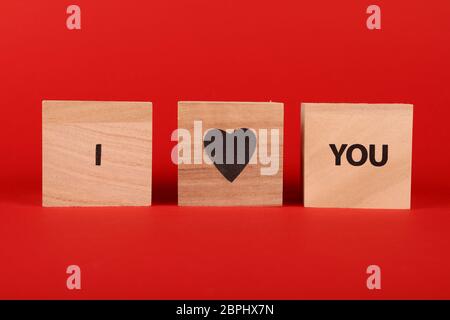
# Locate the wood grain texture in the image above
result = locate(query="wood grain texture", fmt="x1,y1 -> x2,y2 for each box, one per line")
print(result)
42,101 -> 152,207
302,103 -> 413,209
178,101 -> 283,206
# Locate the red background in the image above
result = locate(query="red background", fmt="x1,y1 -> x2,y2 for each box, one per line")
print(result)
1,1 -> 450,299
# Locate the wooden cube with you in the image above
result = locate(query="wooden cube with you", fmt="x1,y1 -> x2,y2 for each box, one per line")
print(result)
302,103 -> 413,209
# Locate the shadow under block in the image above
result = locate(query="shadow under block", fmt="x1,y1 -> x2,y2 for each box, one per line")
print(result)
178,101 -> 283,206
302,103 -> 413,209
42,101 -> 152,207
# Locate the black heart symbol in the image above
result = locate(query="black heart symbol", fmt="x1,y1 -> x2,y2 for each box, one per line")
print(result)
203,128 -> 256,182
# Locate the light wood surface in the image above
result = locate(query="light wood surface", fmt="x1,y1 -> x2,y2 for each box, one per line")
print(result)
42,100 -> 152,207
178,101 -> 283,206
302,103 -> 413,209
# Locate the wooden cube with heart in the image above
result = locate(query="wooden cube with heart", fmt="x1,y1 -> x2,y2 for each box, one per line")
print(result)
42,100 -> 152,207
302,103 -> 413,209
177,101 -> 284,206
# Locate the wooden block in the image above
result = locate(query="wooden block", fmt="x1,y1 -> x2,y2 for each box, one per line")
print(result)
42,100 -> 152,207
178,101 -> 283,206
302,103 -> 413,209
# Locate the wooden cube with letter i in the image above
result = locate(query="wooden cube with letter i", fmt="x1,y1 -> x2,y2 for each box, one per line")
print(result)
177,101 -> 284,206
42,100 -> 152,207
302,103 -> 413,209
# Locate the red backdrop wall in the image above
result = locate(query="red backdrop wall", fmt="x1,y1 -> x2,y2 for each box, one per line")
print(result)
0,1 -> 449,299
